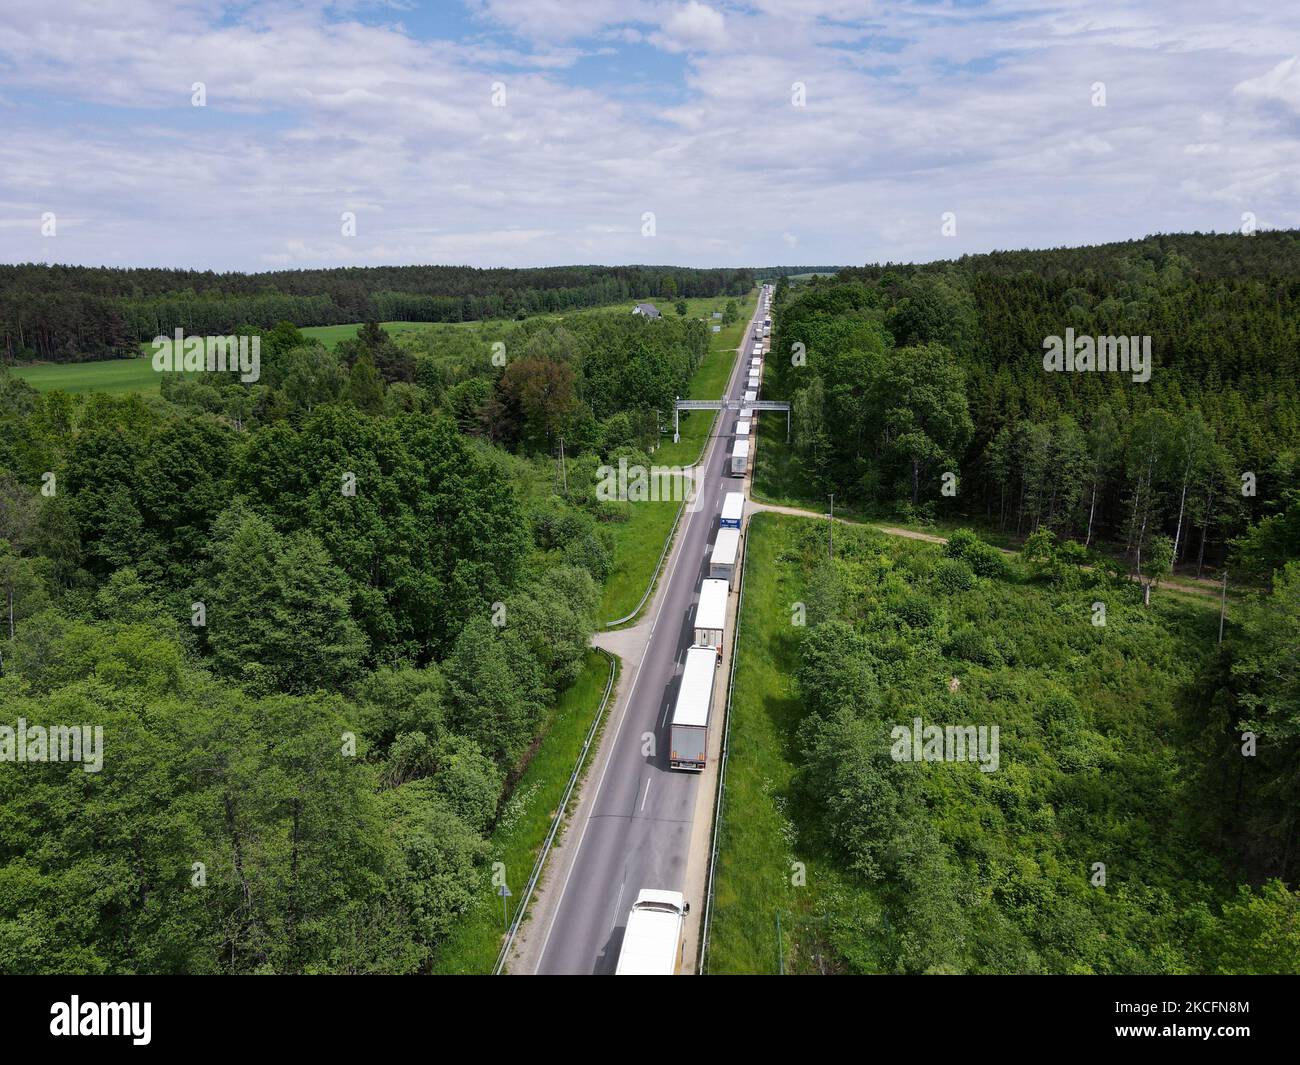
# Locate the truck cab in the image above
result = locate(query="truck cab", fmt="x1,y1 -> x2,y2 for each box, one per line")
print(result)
614,889 -> 691,975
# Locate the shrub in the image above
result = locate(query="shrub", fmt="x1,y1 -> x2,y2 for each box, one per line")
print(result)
935,557 -> 975,593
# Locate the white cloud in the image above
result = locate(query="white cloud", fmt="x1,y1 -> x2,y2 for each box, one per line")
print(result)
0,1 -> 1297,270
1234,56 -> 1300,116
652,2 -> 726,53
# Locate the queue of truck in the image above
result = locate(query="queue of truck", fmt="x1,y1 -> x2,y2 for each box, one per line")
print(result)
615,285 -> 772,976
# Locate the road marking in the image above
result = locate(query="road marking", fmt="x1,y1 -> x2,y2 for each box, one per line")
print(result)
532,302 -> 762,972
640,777 -> 652,812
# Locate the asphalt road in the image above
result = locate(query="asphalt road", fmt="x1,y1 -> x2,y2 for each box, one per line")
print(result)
532,297 -> 766,974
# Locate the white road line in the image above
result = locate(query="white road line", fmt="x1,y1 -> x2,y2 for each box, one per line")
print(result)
532,300 -> 762,971
640,777 -> 652,811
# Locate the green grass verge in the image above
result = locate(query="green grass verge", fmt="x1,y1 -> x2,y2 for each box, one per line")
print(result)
432,649 -> 617,974
597,494 -> 687,622
706,512 -> 819,973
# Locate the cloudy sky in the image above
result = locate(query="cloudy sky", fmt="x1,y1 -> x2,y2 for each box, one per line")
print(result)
3,0 -> 1299,272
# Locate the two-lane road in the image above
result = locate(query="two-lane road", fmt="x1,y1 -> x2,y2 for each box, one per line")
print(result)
532,298 -> 765,974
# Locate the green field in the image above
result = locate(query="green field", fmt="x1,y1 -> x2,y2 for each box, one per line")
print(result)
300,320 -> 448,348
7,321 -> 442,395
432,650 -> 616,974
9,357 -> 164,395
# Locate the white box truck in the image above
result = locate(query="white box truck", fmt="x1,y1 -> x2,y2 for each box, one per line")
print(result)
614,889 -> 690,974
744,389 -> 757,403
670,645 -> 717,770
736,419 -> 751,438
730,438 -> 749,476
720,490 -> 744,529
694,578 -> 729,659
710,527 -> 741,587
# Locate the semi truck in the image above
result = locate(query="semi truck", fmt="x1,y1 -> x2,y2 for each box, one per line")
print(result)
720,490 -> 744,529
736,419 -> 751,438
614,889 -> 691,974
669,645 -> 717,770
744,389 -> 757,403
710,527 -> 741,587
694,578 -> 729,659
730,438 -> 749,476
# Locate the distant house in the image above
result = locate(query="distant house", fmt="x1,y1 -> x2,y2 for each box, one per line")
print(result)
711,325 -> 721,333
711,311 -> 722,319
632,302 -> 661,319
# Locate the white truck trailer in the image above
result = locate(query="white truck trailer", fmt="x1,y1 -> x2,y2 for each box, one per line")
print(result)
710,527 -> 741,587
730,438 -> 749,476
736,419 -> 751,438
694,578 -> 729,659
744,389 -> 757,403
670,645 -> 717,770
720,490 -> 744,529
614,889 -> 691,974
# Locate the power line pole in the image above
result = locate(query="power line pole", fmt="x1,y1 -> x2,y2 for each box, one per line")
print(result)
828,493 -> 834,559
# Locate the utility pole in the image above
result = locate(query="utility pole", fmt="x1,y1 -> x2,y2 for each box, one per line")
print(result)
828,493 -> 835,559
1218,568 -> 1228,643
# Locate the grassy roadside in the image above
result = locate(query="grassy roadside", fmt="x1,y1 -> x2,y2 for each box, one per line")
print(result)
595,292 -> 754,623
432,650 -> 617,974
597,489 -> 689,623
706,512 -> 842,973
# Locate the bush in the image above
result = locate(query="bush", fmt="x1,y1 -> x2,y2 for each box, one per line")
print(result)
944,625 -> 1001,666
934,558 -> 975,593
889,594 -> 940,631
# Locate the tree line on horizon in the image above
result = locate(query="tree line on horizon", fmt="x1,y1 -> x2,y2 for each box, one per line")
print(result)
0,262 -> 754,364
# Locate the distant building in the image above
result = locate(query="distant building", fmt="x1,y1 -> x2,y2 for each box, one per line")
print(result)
711,311 -> 722,319
711,325 -> 721,333
632,302 -> 661,318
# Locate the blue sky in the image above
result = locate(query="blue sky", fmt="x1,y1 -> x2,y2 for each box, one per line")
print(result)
1,0 -> 1298,271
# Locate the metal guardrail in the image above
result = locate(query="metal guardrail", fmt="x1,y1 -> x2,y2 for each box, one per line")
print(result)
697,512 -> 751,973
492,647 -> 618,975
699,303 -> 769,971
603,311 -> 760,629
